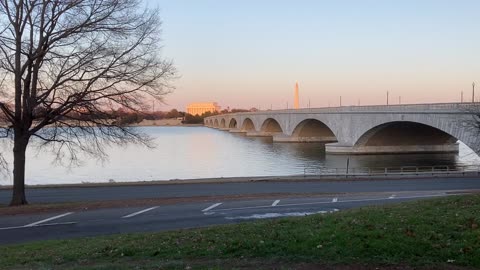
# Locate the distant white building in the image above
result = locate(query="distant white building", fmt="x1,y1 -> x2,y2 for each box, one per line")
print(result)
186,102 -> 221,116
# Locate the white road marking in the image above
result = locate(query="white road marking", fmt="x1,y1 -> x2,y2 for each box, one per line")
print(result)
122,206 -> 159,218
32,222 -> 77,227
202,203 -> 222,212
389,194 -> 396,199
226,209 -> 339,220
24,212 -> 73,227
0,222 -> 77,231
212,194 -> 449,212
272,200 -> 280,206
332,197 -> 338,202
0,225 -> 31,231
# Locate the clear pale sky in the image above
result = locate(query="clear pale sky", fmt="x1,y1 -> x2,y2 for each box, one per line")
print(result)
147,0 -> 480,111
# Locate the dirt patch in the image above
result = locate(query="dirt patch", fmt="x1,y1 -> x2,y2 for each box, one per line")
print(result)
175,258 -> 477,270
63,258 -> 477,270
293,263 -> 473,270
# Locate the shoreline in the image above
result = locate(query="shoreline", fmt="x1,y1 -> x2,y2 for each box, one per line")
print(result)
127,118 -> 204,127
1,173 -> 479,190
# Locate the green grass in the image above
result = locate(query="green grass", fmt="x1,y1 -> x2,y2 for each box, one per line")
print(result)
1,194 -> 480,269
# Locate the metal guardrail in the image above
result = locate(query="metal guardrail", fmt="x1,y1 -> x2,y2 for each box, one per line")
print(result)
303,164 -> 480,177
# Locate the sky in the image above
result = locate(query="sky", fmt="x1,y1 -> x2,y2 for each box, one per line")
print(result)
146,0 -> 480,111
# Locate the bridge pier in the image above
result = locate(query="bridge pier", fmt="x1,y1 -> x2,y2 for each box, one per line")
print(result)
273,135 -> 337,143
246,131 -> 280,137
229,129 -> 247,134
325,143 -> 459,154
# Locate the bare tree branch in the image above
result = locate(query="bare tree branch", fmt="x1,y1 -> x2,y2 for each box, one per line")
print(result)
0,0 -> 176,205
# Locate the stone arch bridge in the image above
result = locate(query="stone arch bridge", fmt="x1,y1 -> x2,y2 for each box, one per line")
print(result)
204,103 -> 480,154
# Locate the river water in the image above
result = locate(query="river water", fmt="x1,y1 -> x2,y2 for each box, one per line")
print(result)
0,126 -> 479,185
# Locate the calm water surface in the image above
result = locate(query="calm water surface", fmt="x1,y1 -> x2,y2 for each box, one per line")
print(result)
1,126 -> 479,185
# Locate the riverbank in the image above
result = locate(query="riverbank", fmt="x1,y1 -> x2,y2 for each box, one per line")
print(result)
129,119 -> 204,127
1,194 -> 479,269
1,173 -> 479,190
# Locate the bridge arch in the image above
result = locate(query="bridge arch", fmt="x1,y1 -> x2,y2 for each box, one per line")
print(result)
355,121 -> 457,147
291,119 -> 337,142
229,118 -> 238,129
260,118 -> 283,133
345,121 -> 460,154
241,118 -> 256,131
220,118 -> 226,128
214,119 -> 219,127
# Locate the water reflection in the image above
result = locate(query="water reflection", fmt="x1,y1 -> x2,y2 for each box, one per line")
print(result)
236,134 -> 465,168
0,126 -> 478,185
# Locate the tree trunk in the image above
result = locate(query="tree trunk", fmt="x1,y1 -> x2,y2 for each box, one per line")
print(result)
10,136 -> 29,206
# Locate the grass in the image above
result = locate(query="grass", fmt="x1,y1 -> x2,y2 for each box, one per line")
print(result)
1,194 -> 480,269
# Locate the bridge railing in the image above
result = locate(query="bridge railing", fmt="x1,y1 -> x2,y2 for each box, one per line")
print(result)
303,164 -> 480,177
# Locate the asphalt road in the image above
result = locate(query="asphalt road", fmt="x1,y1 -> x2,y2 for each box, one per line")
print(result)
0,190 -> 458,245
1,177 -> 480,204
0,176 -> 479,245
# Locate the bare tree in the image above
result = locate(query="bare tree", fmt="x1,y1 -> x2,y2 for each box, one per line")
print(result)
0,0 -> 176,205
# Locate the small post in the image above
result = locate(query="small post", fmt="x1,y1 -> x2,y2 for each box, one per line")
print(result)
473,82 -> 476,103
461,91 -> 463,103
387,91 -> 389,105
346,157 -> 350,176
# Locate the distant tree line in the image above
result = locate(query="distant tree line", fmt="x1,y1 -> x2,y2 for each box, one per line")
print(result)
113,109 -> 187,125
182,108 -> 252,124
0,107 -> 255,126
41,108 -> 187,126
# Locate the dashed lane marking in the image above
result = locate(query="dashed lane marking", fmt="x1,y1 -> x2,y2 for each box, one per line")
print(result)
122,207 -> 159,218
0,222 -> 77,231
24,212 -> 73,227
202,203 -> 222,212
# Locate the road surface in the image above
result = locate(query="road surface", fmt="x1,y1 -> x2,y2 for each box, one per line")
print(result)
1,177 -> 479,204
0,177 -> 479,245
